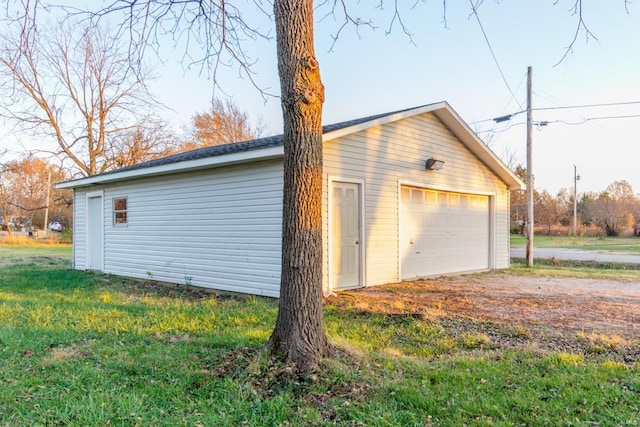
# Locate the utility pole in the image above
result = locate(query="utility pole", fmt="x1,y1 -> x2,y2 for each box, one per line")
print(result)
43,170 -> 51,237
573,165 -> 580,236
526,66 -> 534,267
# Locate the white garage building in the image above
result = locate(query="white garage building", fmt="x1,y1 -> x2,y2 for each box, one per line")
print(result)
57,102 -> 524,297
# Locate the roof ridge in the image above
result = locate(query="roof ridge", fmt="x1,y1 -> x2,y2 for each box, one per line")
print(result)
68,102 -> 446,180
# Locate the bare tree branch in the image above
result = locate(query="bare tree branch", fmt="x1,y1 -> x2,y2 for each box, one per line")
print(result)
442,0 -> 449,28
317,0 -> 376,52
62,0 -> 276,100
0,19 -> 162,175
317,0 -> 436,52
553,0 -> 598,66
384,0 -> 416,44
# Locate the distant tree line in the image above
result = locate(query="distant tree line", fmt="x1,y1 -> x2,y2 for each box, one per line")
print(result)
0,155 -> 70,233
511,171 -> 640,237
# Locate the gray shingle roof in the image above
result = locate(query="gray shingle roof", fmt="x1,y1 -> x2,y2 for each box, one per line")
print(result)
95,104 -> 429,178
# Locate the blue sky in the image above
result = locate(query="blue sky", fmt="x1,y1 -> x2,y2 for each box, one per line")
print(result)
149,1 -> 639,196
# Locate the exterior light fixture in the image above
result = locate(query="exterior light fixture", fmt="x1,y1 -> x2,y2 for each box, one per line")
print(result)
425,158 -> 445,170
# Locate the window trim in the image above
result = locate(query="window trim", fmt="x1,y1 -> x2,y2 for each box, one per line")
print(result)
113,197 -> 128,226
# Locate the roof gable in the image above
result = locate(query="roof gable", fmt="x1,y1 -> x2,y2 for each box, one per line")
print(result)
57,102 -> 524,190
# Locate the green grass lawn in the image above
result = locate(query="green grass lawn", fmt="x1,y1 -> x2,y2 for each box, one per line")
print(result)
1,244 -> 639,425
0,242 -> 72,259
506,258 -> 640,282
511,234 -> 640,253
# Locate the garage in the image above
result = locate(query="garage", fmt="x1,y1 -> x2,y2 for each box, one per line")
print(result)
59,102 -> 523,296
400,186 -> 490,279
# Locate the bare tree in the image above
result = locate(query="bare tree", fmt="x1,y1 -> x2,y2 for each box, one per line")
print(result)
534,190 -> 560,234
0,185 -> 13,235
583,181 -> 637,236
500,146 -> 521,172
0,151 -> 13,234
555,188 -> 575,228
192,98 -> 264,147
0,20 -> 159,176
106,121 -> 181,170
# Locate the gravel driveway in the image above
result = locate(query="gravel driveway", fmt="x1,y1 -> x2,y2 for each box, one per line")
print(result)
428,274 -> 640,339
329,273 -> 640,361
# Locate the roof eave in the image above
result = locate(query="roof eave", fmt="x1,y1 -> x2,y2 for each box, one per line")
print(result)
432,106 -> 525,191
56,145 -> 284,189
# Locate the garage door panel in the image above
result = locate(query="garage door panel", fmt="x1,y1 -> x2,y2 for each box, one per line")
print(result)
401,186 -> 490,279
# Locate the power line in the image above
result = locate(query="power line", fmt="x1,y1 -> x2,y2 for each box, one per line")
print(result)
533,90 -> 639,143
471,100 -> 640,124
533,100 -> 640,111
477,121 -> 526,135
469,1 -> 523,110
534,87 -> 570,109
546,114 -> 640,125
477,113 -> 640,137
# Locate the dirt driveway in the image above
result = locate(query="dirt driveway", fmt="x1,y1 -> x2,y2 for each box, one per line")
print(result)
329,273 -> 640,361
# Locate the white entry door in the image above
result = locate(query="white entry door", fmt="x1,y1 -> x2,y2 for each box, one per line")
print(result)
400,186 -> 490,279
331,181 -> 361,289
87,195 -> 104,271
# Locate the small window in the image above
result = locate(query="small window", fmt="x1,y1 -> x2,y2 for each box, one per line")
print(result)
425,191 -> 437,205
113,197 -> 128,225
401,188 -> 410,203
411,189 -> 424,205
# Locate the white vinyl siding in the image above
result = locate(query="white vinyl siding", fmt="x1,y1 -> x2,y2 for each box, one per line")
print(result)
76,160 -> 283,297
322,112 -> 510,289
72,189 -> 87,269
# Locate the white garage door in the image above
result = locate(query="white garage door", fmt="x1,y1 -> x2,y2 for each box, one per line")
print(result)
400,186 -> 490,279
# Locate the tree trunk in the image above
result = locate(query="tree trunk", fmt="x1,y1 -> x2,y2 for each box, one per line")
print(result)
267,0 -> 333,369
1,208 -> 12,235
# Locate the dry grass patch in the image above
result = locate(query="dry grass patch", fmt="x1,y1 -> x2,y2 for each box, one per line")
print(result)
44,343 -> 92,364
